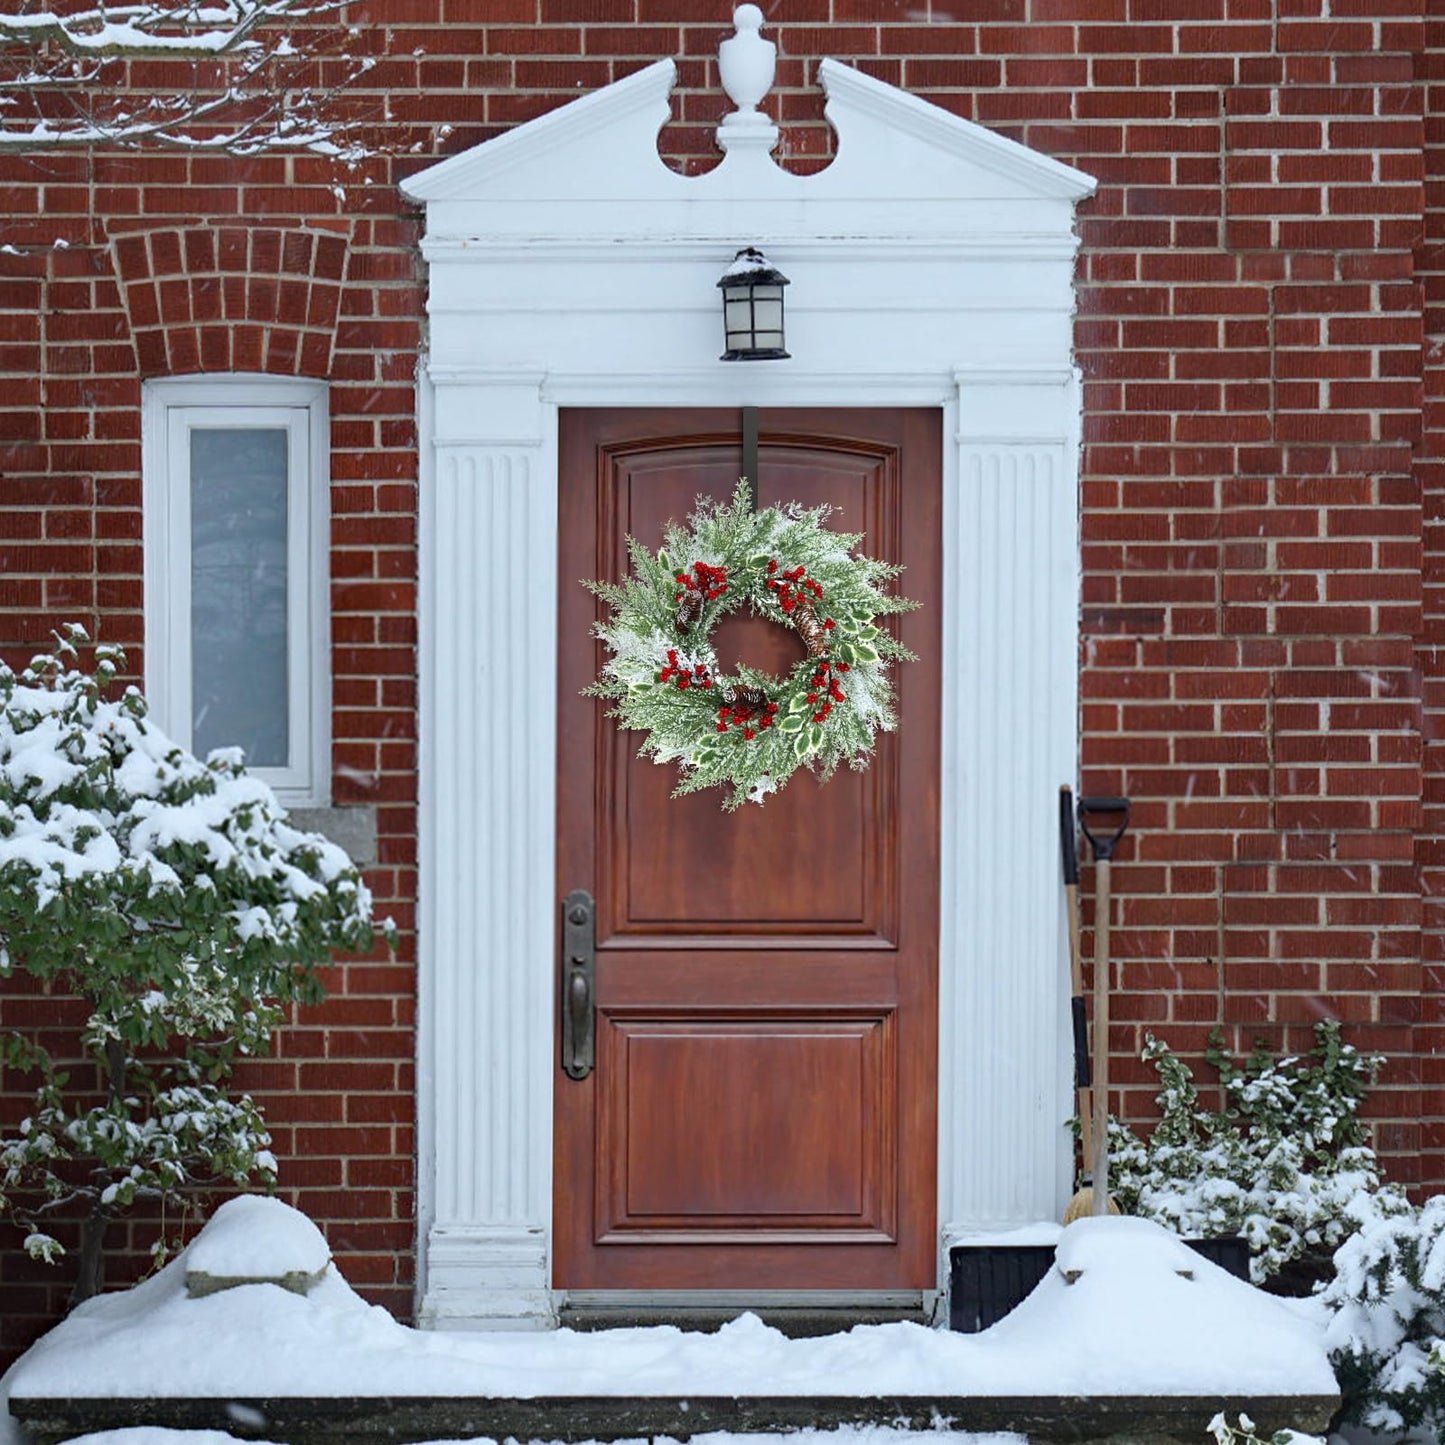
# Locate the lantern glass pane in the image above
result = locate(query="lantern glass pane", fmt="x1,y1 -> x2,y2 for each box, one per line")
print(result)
725,298 -> 754,330
752,295 -> 783,332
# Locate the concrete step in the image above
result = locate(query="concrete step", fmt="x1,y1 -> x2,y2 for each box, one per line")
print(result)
9,1389 -> 1341,1445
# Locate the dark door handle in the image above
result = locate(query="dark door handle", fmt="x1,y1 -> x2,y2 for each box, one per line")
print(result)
561,889 -> 595,1080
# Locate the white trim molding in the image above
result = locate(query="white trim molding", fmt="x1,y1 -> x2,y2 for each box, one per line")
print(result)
406,23 -> 1095,1329
141,374 -> 331,808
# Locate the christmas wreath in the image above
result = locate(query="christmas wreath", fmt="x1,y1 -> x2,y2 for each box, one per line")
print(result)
586,479 -> 917,810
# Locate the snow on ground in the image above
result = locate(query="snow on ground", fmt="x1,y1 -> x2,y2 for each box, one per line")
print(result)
0,1200 -> 1338,1445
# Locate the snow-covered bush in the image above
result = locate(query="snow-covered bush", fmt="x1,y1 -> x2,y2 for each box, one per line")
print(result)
1321,1191 -> 1445,1437
0,627 -> 383,1303
1108,1020 -> 1386,1283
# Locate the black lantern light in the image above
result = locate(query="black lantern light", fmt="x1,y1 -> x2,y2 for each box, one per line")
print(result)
717,246 -> 789,361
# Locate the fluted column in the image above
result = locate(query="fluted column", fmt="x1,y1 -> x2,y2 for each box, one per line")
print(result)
937,369 -> 1081,1244
417,374 -> 558,1326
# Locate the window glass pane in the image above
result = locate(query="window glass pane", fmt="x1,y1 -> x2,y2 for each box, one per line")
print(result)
190,427 -> 290,767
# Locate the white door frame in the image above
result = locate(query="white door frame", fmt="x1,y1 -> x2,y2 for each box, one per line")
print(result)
403,45 -> 1095,1329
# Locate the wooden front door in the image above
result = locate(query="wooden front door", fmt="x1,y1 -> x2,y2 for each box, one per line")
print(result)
555,407 -> 941,1293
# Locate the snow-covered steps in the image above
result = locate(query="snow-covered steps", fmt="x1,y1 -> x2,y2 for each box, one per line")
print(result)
8,1389 -> 1341,1445
2,1203 -> 1343,1445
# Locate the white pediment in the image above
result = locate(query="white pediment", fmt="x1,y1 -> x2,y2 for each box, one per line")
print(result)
401,42 -> 1094,245
402,5 -> 1097,403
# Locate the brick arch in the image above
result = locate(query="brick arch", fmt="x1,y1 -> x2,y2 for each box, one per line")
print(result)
110,223 -> 351,379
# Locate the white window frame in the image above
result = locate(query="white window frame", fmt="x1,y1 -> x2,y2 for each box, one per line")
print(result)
142,374 -> 330,807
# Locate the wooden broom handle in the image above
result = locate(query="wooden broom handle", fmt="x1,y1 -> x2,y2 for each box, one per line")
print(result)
1091,855 -> 1111,1216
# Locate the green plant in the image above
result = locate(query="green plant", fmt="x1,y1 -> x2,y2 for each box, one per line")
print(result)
1206,1411 -> 1323,1445
0,626 -> 385,1304
1108,1020 -> 1386,1283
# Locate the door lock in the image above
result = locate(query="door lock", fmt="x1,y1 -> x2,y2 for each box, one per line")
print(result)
560,889 -> 595,1080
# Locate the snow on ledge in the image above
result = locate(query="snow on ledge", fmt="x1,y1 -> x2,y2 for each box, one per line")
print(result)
6,1205 -> 1337,1403
183,1195 -> 331,1296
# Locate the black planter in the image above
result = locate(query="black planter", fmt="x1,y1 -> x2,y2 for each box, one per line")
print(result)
1260,1246 -> 1335,1298
948,1235 -> 1252,1332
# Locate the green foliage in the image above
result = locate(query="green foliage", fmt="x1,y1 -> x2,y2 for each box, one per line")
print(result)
1206,1412 -> 1322,1445
587,479 -> 917,810
1108,1020 -> 1387,1283
0,626 -> 384,1281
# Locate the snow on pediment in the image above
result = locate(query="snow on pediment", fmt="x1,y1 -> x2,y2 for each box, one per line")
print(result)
400,10 -> 1094,244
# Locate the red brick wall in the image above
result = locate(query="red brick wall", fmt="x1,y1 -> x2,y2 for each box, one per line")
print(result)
1418,3 -> 1445,1191
0,0 -> 1440,1361
0,167 -> 423,1358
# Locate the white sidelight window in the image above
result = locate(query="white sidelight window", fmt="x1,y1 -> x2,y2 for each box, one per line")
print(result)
142,375 -> 330,806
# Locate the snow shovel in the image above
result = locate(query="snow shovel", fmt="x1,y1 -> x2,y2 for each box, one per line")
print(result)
1075,796 -> 1130,1220
1058,786 -> 1095,1205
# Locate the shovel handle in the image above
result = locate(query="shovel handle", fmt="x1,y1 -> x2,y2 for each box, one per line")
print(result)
1091,855 -> 1112,1216
1059,787 -> 1089,1088
1059,786 -> 1080,887
1076,797 -> 1129,1216
1078,796 -> 1131,862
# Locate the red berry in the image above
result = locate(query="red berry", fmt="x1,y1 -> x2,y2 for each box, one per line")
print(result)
678,677 -> 690,690
838,662 -> 850,672
702,678 -> 713,688
744,729 -> 755,740
716,724 -> 727,734
767,559 -> 777,573
824,619 -> 835,630
813,712 -> 825,723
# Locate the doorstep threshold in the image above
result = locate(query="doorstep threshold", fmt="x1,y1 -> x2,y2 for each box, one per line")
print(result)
560,1289 -> 930,1335
8,1391 -> 1343,1445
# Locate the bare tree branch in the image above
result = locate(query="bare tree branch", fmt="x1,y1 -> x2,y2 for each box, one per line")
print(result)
0,0 -> 373,156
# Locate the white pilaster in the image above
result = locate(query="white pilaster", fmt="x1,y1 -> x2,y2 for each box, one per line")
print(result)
938,369 -> 1081,1243
417,378 -> 558,1327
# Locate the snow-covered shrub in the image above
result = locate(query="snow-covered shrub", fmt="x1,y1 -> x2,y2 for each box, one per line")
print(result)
1108,1020 -> 1386,1283
0,627 -> 384,1303
1321,1191 -> 1445,1438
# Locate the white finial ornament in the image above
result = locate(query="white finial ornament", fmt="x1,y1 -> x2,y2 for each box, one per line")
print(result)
717,4 -> 778,156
